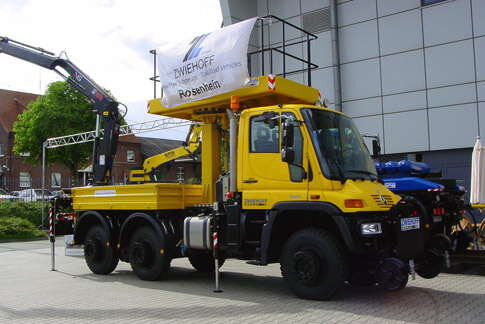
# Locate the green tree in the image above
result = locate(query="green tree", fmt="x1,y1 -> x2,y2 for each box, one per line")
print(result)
13,81 -> 97,180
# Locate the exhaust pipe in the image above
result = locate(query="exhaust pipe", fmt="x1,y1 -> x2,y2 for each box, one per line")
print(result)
226,108 -> 237,193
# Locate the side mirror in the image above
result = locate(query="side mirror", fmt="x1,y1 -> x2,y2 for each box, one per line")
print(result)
372,139 -> 381,159
281,148 -> 295,164
256,111 -> 277,129
282,120 -> 294,148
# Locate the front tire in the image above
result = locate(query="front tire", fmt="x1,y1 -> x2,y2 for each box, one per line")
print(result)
280,228 -> 348,300
84,225 -> 118,275
129,226 -> 170,281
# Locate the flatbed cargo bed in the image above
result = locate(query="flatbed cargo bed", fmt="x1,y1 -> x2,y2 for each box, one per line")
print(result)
72,183 -> 203,211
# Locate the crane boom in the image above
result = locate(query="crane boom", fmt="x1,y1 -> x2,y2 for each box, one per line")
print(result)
0,36 -> 120,185
128,124 -> 202,183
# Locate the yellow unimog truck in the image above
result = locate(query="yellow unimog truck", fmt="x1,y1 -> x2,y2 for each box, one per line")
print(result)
70,73 -> 439,300
1,17 -> 444,300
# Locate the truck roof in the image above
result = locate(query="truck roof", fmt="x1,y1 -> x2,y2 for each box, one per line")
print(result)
148,75 -> 321,121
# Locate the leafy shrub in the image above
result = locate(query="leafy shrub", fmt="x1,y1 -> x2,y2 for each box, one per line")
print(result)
0,202 -> 47,227
0,217 -> 45,240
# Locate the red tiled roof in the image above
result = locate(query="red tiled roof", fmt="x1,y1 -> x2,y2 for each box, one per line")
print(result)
0,89 -> 39,132
118,134 -> 140,144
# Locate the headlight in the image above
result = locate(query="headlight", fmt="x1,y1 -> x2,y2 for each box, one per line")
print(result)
361,223 -> 382,235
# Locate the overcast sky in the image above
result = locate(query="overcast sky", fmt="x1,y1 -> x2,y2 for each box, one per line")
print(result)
0,0 -> 222,140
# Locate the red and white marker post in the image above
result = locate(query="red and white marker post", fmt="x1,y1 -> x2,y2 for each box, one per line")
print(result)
49,206 -> 56,271
213,231 -> 222,293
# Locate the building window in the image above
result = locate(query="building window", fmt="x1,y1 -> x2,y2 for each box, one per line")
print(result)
51,173 -> 61,188
19,172 -> 31,188
0,143 -> 4,157
176,167 -> 184,183
127,150 -> 135,162
421,0 -> 447,6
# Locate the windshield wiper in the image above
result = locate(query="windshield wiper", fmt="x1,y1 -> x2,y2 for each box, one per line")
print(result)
345,169 -> 378,179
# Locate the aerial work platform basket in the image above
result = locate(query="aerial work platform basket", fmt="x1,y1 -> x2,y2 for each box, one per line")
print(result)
148,15 -> 322,120
148,75 -> 321,120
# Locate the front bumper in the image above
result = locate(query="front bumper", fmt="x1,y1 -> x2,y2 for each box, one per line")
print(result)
340,207 -> 427,260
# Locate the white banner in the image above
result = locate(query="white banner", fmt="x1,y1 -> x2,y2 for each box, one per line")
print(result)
157,17 -> 258,108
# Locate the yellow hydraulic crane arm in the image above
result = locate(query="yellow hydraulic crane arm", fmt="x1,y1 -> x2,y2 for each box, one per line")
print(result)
128,124 -> 202,183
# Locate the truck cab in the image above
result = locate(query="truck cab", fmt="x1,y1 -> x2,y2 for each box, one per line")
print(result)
238,104 -> 398,212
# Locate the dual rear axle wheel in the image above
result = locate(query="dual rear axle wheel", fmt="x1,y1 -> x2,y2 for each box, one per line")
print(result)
84,225 -> 118,275
84,225 -> 221,280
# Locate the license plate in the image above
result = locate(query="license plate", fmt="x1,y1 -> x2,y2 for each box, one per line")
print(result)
400,217 -> 420,231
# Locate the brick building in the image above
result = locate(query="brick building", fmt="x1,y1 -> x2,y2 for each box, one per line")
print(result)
77,135 -> 143,186
0,88 -> 145,190
0,88 -> 197,191
110,135 -> 143,185
74,136 -> 199,186
0,88 -> 71,191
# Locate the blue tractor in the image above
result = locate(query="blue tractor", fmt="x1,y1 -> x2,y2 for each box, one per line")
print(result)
364,135 -> 474,279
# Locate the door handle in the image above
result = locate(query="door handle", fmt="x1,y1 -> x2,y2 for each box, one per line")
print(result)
243,179 -> 258,183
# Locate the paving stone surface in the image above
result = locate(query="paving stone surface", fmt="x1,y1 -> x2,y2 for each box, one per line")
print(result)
0,239 -> 484,323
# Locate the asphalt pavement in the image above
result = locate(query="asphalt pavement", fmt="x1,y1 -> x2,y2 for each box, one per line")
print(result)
0,238 -> 484,323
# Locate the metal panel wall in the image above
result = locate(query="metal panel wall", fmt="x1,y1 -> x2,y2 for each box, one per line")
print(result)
222,0 -> 484,158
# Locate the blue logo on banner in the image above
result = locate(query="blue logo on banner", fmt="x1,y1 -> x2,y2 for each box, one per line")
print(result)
183,33 -> 210,62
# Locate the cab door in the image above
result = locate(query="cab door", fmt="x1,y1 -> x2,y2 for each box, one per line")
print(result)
238,110 -> 309,209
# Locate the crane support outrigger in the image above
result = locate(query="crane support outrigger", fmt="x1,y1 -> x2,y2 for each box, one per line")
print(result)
0,36 -> 121,184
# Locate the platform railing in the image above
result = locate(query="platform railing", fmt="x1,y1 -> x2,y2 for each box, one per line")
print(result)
248,15 -> 319,86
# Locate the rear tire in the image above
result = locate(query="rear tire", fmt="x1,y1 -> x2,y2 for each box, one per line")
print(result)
280,228 -> 348,300
188,252 -> 225,273
84,225 -> 118,275
375,258 -> 409,291
416,252 -> 442,279
129,226 -> 170,281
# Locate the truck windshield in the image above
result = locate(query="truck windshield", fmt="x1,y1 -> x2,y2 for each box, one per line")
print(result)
302,108 -> 377,180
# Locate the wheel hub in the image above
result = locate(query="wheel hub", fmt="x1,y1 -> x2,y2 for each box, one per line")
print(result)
132,241 -> 153,267
85,238 -> 103,262
293,250 -> 321,286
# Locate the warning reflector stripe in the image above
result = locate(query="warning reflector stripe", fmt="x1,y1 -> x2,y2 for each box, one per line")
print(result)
48,208 -> 53,236
213,232 -> 219,249
48,207 -> 55,242
268,74 -> 276,91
